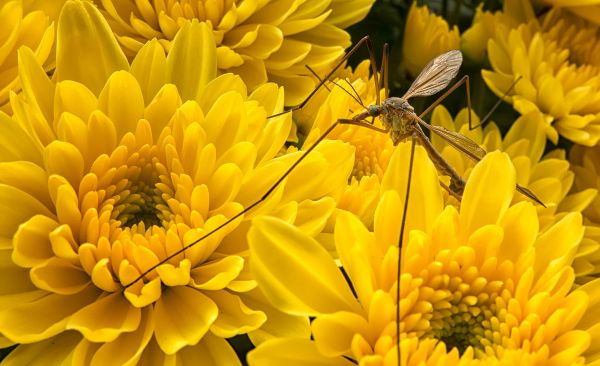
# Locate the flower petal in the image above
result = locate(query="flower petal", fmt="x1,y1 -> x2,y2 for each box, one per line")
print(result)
154,286 -> 218,354
249,216 -> 361,315
209,290 -> 266,337
247,338 -> 354,366
56,1 -> 128,94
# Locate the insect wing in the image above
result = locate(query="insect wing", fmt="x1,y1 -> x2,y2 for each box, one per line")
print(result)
417,121 -> 486,162
403,50 -> 463,100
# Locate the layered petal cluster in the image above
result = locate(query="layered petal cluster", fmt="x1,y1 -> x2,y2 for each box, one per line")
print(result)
0,0 -> 60,111
481,1 -> 600,145
402,2 -> 459,78
93,0 -> 375,105
0,2 -> 353,364
247,142 -> 595,365
535,0 -> 600,25
430,106 -> 599,284
571,145 -> 600,283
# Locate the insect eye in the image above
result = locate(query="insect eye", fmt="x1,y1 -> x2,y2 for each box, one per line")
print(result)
367,105 -> 379,116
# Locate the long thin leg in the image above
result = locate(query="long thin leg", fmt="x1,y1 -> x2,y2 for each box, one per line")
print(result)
305,64 -> 367,110
396,133 -> 417,366
474,75 -> 523,130
269,36 -> 380,118
418,75 -> 472,128
381,43 -> 390,99
123,118 -> 389,289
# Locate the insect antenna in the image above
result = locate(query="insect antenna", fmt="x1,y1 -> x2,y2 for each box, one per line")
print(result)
305,64 -> 367,110
396,134 -> 417,365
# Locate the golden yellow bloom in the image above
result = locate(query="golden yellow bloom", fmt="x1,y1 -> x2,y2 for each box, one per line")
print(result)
402,2 -> 459,78
0,1 -> 354,363
431,106 -> 599,284
571,145 -> 600,283
0,0 -> 61,112
92,0 -> 374,105
247,142 -> 594,365
535,0 -> 600,25
460,0 -> 533,63
482,2 -> 600,145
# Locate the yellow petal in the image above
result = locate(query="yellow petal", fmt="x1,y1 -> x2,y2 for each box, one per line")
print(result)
190,256 -> 244,290
131,38 -> 167,103
56,0 -> 128,95
98,71 -> 145,138
312,311 -> 368,357
247,338 -> 354,366
12,215 -> 57,267
0,184 -> 54,240
209,290 -> 266,337
460,151 -> 515,238
17,46 -> 54,122
30,257 -> 90,295
249,216 -> 360,315
178,332 -> 241,366
167,20 -> 216,101
0,332 -> 81,366
154,286 -> 218,354
68,292 -> 141,343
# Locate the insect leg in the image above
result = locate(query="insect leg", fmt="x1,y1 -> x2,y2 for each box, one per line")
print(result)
414,126 -> 466,198
475,75 -> 523,130
123,117 -> 381,289
418,75 -> 472,128
269,35 -> 381,118
396,133 -> 417,366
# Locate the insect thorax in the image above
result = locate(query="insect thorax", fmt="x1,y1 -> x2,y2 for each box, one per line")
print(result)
381,97 -> 415,145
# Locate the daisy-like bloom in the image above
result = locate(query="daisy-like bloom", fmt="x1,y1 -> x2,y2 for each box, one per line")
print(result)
0,1 -> 354,364
570,145 -> 600,282
0,0 -> 61,112
481,1 -> 600,145
401,1 -> 459,78
92,0 -> 374,106
247,142 -> 598,365
430,106 -> 599,284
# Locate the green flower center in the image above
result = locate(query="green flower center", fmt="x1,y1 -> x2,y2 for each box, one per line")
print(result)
431,305 -> 488,355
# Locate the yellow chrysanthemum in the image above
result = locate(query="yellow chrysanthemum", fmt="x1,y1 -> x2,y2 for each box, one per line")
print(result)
460,0 -> 533,64
401,1 -> 459,78
535,0 -> 600,25
92,0 -> 374,105
430,106 -> 599,284
0,1 -> 354,364
481,1 -> 600,145
571,145 -> 600,283
247,142 -> 597,365
0,0 -> 60,112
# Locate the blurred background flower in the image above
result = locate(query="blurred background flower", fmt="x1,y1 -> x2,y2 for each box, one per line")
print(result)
535,0 -> 600,25
92,0 -> 374,105
401,1 -> 459,79
0,1 -> 354,364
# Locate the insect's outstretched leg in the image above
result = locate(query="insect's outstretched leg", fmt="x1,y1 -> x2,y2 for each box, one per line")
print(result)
396,133 -> 417,366
305,64 -> 367,110
475,75 -> 523,130
418,75 -> 472,129
269,35 -> 381,118
123,118 -> 388,290
381,43 -> 390,100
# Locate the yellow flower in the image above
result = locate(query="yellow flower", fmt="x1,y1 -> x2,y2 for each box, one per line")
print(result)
0,0 -> 60,112
571,145 -> 600,283
92,0 -> 374,106
402,2 -> 459,78
247,142 -> 595,365
460,0 -> 533,63
535,0 -> 600,25
430,106 -> 599,284
482,3 -> 600,145
0,1 -> 354,363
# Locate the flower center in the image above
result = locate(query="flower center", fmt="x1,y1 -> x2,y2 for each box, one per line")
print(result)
429,302 -> 489,355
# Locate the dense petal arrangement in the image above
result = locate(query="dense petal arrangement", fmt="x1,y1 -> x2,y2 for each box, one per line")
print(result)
402,2 -> 460,78
535,0 -> 600,25
480,1 -> 600,145
247,142 -> 594,365
92,0 -> 374,105
0,1 -> 353,364
0,0 -> 60,111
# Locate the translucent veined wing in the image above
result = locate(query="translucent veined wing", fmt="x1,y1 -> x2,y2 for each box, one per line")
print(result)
416,119 -> 486,162
402,50 -> 463,100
